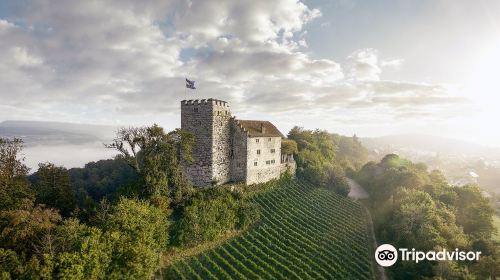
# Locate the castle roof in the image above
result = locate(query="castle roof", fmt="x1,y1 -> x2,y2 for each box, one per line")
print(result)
237,120 -> 284,138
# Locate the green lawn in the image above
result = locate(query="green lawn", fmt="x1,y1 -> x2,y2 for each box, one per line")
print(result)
164,180 -> 374,279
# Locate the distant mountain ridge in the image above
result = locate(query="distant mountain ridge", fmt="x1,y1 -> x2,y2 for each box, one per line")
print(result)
361,134 -> 500,160
0,120 -> 117,146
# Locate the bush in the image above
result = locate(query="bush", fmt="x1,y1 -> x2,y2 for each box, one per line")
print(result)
172,188 -> 260,247
105,198 -> 169,279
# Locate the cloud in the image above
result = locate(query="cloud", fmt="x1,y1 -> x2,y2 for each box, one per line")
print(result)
173,0 -> 321,42
346,48 -> 381,81
10,47 -> 43,66
0,0 -> 465,128
381,58 -> 404,69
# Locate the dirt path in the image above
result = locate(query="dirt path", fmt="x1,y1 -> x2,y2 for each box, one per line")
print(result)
348,178 -> 387,280
347,178 -> 369,199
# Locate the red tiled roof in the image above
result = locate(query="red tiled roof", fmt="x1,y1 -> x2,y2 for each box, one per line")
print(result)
237,120 -> 284,138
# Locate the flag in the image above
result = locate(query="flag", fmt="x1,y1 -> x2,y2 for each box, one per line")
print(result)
185,78 -> 196,89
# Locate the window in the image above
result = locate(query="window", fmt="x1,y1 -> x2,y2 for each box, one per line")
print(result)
270,149 -> 276,153
237,163 -> 241,168
266,160 -> 270,165
271,160 -> 275,164
268,138 -> 271,142
257,149 -> 261,155
254,162 -> 258,166
194,107 -> 199,112
256,138 -> 259,143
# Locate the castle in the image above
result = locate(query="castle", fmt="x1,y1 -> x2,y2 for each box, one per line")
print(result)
181,98 -> 295,186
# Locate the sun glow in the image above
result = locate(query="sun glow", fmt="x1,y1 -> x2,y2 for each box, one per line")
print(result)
458,41 -> 500,146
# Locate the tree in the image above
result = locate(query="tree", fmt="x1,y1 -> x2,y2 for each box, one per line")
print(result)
52,218 -> 112,279
332,133 -> 368,170
172,188 -> 259,246
392,189 -> 467,250
68,158 -> 139,203
356,154 -> 431,205
324,164 -> 350,196
281,139 -> 298,155
105,198 -> 169,279
287,127 -> 350,195
31,163 -> 77,217
454,185 -> 495,239
0,138 -> 33,211
106,125 -> 194,208
0,199 -> 61,258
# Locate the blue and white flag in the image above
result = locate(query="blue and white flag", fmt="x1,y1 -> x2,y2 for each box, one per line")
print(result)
185,78 -> 196,89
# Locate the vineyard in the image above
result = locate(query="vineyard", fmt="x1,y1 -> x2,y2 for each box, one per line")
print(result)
165,179 -> 374,279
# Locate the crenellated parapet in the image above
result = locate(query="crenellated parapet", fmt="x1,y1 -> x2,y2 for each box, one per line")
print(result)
181,98 -> 230,108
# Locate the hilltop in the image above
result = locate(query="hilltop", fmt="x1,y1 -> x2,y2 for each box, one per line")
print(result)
164,179 -> 374,279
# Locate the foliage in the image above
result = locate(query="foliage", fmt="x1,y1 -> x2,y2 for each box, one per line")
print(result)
30,163 -> 77,217
392,189 -> 467,250
331,133 -> 368,171
0,199 -> 61,258
0,198 -> 168,279
287,127 -> 351,196
106,125 -> 195,209
68,158 -> 139,204
455,185 -> 495,239
104,198 -> 169,279
172,187 -> 259,247
356,154 -> 431,204
356,153 -> 499,279
321,163 -> 349,196
0,138 -> 34,211
280,139 -> 298,155
51,219 -> 112,280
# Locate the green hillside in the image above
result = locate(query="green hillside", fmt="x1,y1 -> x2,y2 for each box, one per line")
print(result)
165,179 -> 374,279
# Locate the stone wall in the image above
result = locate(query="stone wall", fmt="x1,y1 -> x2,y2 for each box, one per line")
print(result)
181,99 -> 232,186
245,136 -> 282,185
181,100 -> 213,186
211,100 -> 232,184
230,120 -> 248,182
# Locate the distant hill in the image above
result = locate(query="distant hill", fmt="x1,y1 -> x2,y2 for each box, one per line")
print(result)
361,134 -> 500,194
361,134 -> 500,160
0,120 -> 117,146
0,120 -> 119,170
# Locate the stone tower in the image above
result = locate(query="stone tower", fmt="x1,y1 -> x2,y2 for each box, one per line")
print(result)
181,99 -> 232,186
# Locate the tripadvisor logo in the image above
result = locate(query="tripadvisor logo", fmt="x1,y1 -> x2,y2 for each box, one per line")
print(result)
375,244 -> 398,267
375,244 -> 481,267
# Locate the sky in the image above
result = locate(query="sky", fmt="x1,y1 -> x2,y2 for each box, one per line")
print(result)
1,0 -> 500,147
